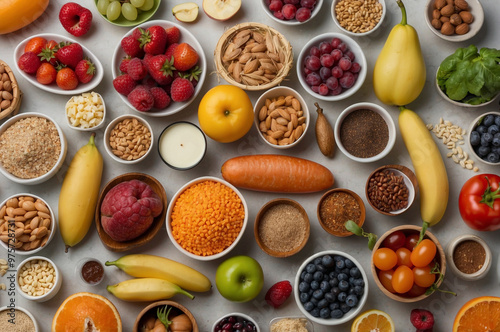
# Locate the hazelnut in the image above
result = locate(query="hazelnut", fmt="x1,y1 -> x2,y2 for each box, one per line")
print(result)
450,13 -> 462,26
440,4 -> 455,16
434,0 -> 447,10
455,22 -> 470,35
433,9 -> 441,20
441,21 -> 455,35
459,10 -> 474,24
455,0 -> 469,11
432,18 -> 443,30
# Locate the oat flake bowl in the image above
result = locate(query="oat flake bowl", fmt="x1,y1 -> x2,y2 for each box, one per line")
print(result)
0,112 -> 67,185
0,306 -> 39,332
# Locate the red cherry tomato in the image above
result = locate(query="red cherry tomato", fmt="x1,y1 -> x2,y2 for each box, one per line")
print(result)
410,239 -> 437,268
373,248 -> 398,271
392,265 -> 414,294
404,233 -> 420,251
378,269 -> 396,293
406,283 -> 427,297
413,265 -> 436,288
382,230 -> 406,251
395,247 -> 413,268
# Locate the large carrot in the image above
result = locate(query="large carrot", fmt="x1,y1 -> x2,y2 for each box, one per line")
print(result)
221,154 -> 334,193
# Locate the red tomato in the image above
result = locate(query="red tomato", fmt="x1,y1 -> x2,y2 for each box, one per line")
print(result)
382,230 -> 406,251
413,265 -> 436,288
410,239 -> 437,268
458,174 -> 500,231
373,248 -> 398,271
378,269 -> 396,293
396,247 -> 413,268
404,233 -> 420,251
392,265 -> 414,294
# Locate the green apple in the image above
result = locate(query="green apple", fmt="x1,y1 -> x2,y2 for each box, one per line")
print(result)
215,255 -> 264,302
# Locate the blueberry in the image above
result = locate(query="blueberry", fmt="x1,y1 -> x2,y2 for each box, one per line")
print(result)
329,277 -> 339,287
329,271 -> 337,280
493,146 -> 500,155
329,302 -> 340,311
335,259 -> 345,270
342,268 -> 350,275
495,116 -> 500,127
300,292 -> 310,303
300,270 -> 307,280
344,258 -> 354,269
470,131 -> 481,146
338,280 -> 349,291
320,307 -> 331,318
477,125 -> 488,134
316,264 -> 327,273
493,137 -> 500,147
303,272 -> 313,283
317,299 -> 328,309
489,125 -> 500,136
346,294 -> 359,307
349,276 -> 355,285
487,152 -> 500,163
303,301 -> 314,311
337,291 -> 347,302
353,278 -> 365,287
324,292 -> 336,303
331,287 -> 340,297
314,257 -> 322,265
481,133 -> 493,146
313,271 -> 324,281
322,255 -> 335,268
305,263 -> 316,274
312,289 -> 324,300
477,145 -> 491,157
484,115 -> 496,127
299,281 -> 310,293
354,285 -> 364,296
310,308 -> 320,317
340,303 -> 352,313
310,280 -> 319,290
310,297 -> 319,306
320,280 -> 331,292
330,309 -> 344,319
338,273 -> 348,281
348,288 -> 356,295
350,267 -> 361,278
334,255 -> 343,262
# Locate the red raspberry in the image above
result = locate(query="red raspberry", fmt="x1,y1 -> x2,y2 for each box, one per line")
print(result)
18,52 -> 42,74
165,26 -> 181,44
127,57 -> 148,81
119,57 -> 131,74
265,281 -> 292,308
150,87 -> 171,109
113,74 -> 137,96
410,309 -> 435,330
141,76 -> 158,89
170,77 -> 194,102
127,86 -> 154,112
164,43 -> 178,61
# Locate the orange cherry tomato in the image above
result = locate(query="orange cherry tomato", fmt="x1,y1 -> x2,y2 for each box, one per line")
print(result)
406,283 -> 427,297
410,239 -> 437,268
413,265 -> 436,288
395,247 -> 413,268
392,265 -> 414,294
378,269 -> 396,293
373,248 -> 398,271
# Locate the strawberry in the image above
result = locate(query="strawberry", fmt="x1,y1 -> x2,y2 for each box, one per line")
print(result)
147,54 -> 175,85
119,57 -> 131,74
180,66 -> 202,88
170,77 -> 194,102
172,43 -> 199,72
410,309 -> 434,330
39,40 -> 59,66
59,2 -> 93,37
164,43 -> 178,60
150,87 -> 171,109
36,62 -> 57,85
75,59 -> 95,84
24,37 -> 47,55
18,52 -> 42,74
121,35 -> 144,58
56,42 -> 84,69
128,85 -> 154,112
139,26 -> 167,55
56,67 -> 79,90
165,26 -> 181,44
265,280 -> 292,308
127,57 -> 148,81
113,74 -> 137,96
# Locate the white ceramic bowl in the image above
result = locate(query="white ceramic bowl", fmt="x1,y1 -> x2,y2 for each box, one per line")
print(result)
112,20 -> 207,117
0,306 -> 39,331
467,111 -> 500,166
253,86 -> 310,149
65,92 -> 106,131
0,193 -> 56,255
13,33 -> 104,95
270,317 -> 314,332
334,102 -> 396,163
446,234 -> 492,281
331,0 -> 386,36
75,257 -> 105,286
424,0 -> 484,42
261,0 -> 324,26
212,312 -> 260,332
94,0 -> 161,27
297,33 -> 367,101
0,112 -> 67,185
103,114 -> 154,165
17,256 -> 62,302
294,250 -> 368,325
166,176 -> 248,261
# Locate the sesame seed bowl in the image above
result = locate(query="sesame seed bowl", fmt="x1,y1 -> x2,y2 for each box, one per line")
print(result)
166,176 -> 248,261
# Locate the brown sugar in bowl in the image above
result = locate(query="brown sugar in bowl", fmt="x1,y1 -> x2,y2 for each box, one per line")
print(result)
317,188 -> 366,237
133,300 -> 198,332
254,198 -> 310,258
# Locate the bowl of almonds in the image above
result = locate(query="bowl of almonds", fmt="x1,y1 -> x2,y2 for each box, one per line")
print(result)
0,194 -> 56,255
214,22 -> 293,91
254,86 -> 309,148
0,60 -> 22,121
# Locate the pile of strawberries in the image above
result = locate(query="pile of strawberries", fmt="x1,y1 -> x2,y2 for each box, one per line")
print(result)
113,25 -> 201,112
17,37 -> 95,90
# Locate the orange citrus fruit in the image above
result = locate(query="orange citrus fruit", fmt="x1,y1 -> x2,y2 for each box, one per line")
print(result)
52,292 -> 122,332
453,296 -> 500,331
351,309 -> 395,332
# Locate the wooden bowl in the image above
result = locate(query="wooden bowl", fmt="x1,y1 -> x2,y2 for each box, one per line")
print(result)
365,164 -> 418,216
317,188 -> 365,237
133,300 -> 198,332
371,225 -> 446,303
254,198 -> 310,258
95,172 -> 167,252
0,60 -> 22,121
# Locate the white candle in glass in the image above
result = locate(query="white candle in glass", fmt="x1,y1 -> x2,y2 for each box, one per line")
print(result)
159,122 -> 206,169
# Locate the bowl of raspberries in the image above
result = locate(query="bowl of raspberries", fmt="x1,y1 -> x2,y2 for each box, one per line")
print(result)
261,0 -> 323,25
112,20 -> 206,117
294,250 -> 368,325
296,32 -> 367,101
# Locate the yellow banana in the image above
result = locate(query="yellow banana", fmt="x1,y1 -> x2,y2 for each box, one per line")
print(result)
59,133 -> 103,252
107,278 -> 194,302
105,254 -> 211,292
399,107 -> 449,229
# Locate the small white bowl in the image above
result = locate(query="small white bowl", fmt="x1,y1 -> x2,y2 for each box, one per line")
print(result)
467,111 -> 500,166
0,112 -> 67,185
166,176 -> 248,261
0,306 -> 39,331
75,257 -> 105,286
65,92 -> 106,131
424,0 -> 484,42
112,20 -> 206,117
17,256 -> 62,302
261,0 -> 324,26
294,250 -> 368,325
446,234 -> 492,281
13,33 -> 104,95
270,316 -> 314,332
331,0 -> 386,36
103,114 -> 154,165
212,312 -> 260,332
253,86 -> 310,149
297,33 -> 367,101
334,102 -> 396,163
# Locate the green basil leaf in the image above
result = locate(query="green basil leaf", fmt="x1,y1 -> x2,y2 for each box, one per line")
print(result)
367,234 -> 377,251
344,220 -> 363,236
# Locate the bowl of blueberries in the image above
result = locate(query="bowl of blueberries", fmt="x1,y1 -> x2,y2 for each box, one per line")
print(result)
468,112 -> 500,165
294,250 -> 368,325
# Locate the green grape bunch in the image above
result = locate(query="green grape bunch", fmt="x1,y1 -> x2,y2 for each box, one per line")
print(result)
97,0 -> 155,22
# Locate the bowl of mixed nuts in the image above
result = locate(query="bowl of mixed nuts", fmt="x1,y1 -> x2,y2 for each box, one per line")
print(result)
331,0 -> 386,37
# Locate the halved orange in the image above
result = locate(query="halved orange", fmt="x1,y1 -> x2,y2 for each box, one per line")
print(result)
453,296 -> 500,331
351,309 -> 395,332
52,292 -> 122,332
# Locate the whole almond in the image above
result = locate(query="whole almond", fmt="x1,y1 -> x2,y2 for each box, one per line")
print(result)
449,13 -> 462,26
1,91 -> 12,100
434,0 -> 447,9
455,22 -> 470,34
432,9 -> 441,20
459,10 -> 473,23
3,80 -> 12,92
440,4 -> 455,16
0,100 -> 10,110
432,18 -> 443,29
455,0 -> 469,10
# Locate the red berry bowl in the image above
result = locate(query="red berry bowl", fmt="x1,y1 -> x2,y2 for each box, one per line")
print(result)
261,0 -> 324,25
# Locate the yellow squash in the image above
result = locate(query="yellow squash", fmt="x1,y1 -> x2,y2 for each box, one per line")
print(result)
0,0 -> 49,35
373,0 -> 426,106
59,133 -> 103,252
